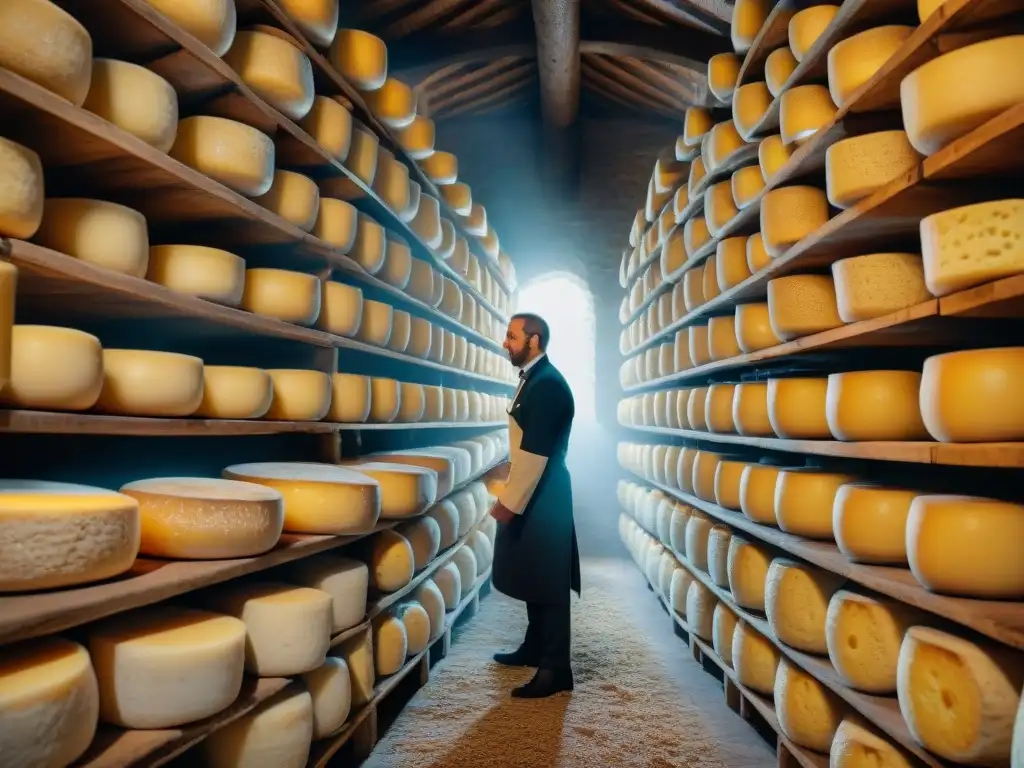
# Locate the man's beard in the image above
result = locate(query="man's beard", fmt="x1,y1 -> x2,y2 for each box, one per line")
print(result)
508,347 -> 529,368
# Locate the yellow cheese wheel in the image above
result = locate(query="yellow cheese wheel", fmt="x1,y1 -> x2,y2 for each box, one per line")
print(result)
422,151 -> 458,185
788,5 -> 840,62
765,47 -> 798,97
708,316 -> 741,362
298,97 -> 352,163
705,383 -> 737,433
34,198 -> 149,278
920,199 -> 1024,297
705,181 -> 739,237
831,252 -> 930,322
775,659 -> 847,752
825,370 -> 928,441
313,197 -> 358,252
708,53 -> 742,102
364,77 -> 417,129
329,29 -> 387,91
825,131 -> 922,209
767,558 -> 845,654
691,452 -> 721,503
83,59 -> 178,152
683,216 -> 711,257
767,274 -> 844,340
758,134 -> 793,184
343,124 -> 379,186
775,469 -> 855,539
688,325 -> 711,368
397,116 -> 436,161
278,0 -> 339,47
733,382 -> 774,436
917,0 -> 947,22
760,186 -> 830,258
732,165 -> 766,209
731,0 -> 769,53
716,237 -> 752,291
768,377 -> 831,438
833,483 -> 917,565
727,536 -> 773,611
463,202 -> 487,236
733,82 -> 772,140
242,268 -> 321,325
919,347 -> 1024,442
372,149 -> 411,213
0,263 -> 12,393
830,718 -> 914,768
355,299 -> 393,347
714,460 -> 746,509
317,280 -> 362,337
368,377 -> 400,423
734,302 -> 781,353
780,84 -> 837,146
96,349 -> 204,417
827,26 -> 915,109
684,108 -> 714,147
746,232 -> 772,273
708,121 -> 748,172
0,138 -> 44,240
328,373 -> 370,423
688,156 -> 707,197
2,325 -> 104,411
254,170 -> 320,232
713,602 -> 739,665
264,369 -> 331,421
196,366 -> 273,420
900,36 -> 1024,156
223,30 -> 315,120
147,245 -> 244,306
170,116 -> 275,197
733,621 -> 781,695
739,463 -> 784,525
141,0 -> 237,55
907,495 -> 1024,599
702,259 -> 720,304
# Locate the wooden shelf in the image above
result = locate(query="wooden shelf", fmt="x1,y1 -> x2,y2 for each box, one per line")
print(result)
689,144 -> 761,200
626,472 -> 1024,650
736,0 -> 796,87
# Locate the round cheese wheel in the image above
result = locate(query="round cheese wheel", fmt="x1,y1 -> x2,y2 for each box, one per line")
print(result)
775,469 -> 855,540
278,0 -> 339,47
347,461 -> 437,519
328,372 -> 370,423
200,687 -> 313,768
301,656 -> 350,740
733,382 -> 774,437
367,529 -> 415,592
287,553 -> 368,633
768,274 -> 844,341
760,186 -> 830,258
415,579 -> 447,640
396,380 -> 424,421
223,29 -> 315,120
733,621 -> 781,695
833,483 -> 917,565
2,325 -> 104,411
451,545 -> 478,597
712,603 -> 739,667
0,138 -> 44,240
775,658 -> 847,752
825,370 -> 929,441
374,614 -> 408,676
426,500 -> 460,549
368,377 -> 400,423
83,59 -> 178,152
264,369 -> 331,421
397,116 -> 436,160
356,299 -> 393,347
141,0 -> 237,56
398,516 -> 441,571
826,130 -> 922,210
371,451 -> 456,499
313,196 -> 357,250
366,78 -> 417,129
735,302 -> 781,353
780,84 -> 837,147
831,251 -> 930,322
830,719 -> 914,768
241,268 -> 321,325
727,535 -> 773,612
433,562 -> 461,609
34,198 -> 149,278
707,525 -> 732,586
766,558 -> 846,654
686,580 -> 717,640
768,377 -> 831,439
788,5 -> 839,61
397,601 -> 431,655
170,116 -> 275,197
765,47 -> 798,97
147,245 -> 245,306
469,529 -> 493,574
97,348 -> 204,417
195,366 -> 273,420
827,26 -> 915,109
739,463 -> 784,525
253,170 -> 320,232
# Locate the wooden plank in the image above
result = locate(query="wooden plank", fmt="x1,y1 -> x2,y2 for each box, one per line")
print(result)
940,274 -> 1024,319
689,144 -> 761,200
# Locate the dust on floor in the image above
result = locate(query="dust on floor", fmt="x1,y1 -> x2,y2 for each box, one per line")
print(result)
363,558 -> 775,768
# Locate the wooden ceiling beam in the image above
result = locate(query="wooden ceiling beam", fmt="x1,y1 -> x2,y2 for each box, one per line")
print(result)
530,0 -> 581,128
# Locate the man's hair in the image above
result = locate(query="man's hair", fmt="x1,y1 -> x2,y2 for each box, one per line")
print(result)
511,312 -> 550,351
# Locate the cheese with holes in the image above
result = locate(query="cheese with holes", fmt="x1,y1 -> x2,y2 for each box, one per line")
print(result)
768,377 -> 830,438
83,59 -> 178,152
831,252 -> 930,323
264,369 -> 330,421
88,606 -> 245,728
707,525 -> 732,586
686,580 -> 716,640
241,268 -> 321,325
727,536 -> 773,612
826,131 -> 922,210
356,299 -> 393,347
788,5 -> 839,61
97,349 -> 204,417
301,97 -> 352,162
826,590 -> 922,694
732,164 -> 766,208
920,200 -> 1024,297
734,303 -> 780,353
0,138 -> 43,240
898,627 -> 1024,764
713,603 -> 739,666
705,181 -> 739,236
830,719 -> 914,768
758,134 -> 792,183
2,325 -> 104,411
706,384 -> 738,432
366,529 -> 414,593
827,26 -> 915,109
776,469 -> 854,540
766,47 -> 798,97
766,559 -> 845,654
780,85 -> 837,146
901,37 -> 1024,157
416,580 -> 446,640
254,170 -> 319,232
434,562 -> 461,609
760,186 -> 830,257
202,687 -> 313,768
35,198 -> 148,277
768,274 -> 844,340
907,495 -> 1024,599
146,245 -> 244,306
0,480 -> 139,593
170,116 -> 275,196
739,463 -> 784,525
776,659 -> 846,752
287,554 -> 368,633
708,54 -> 742,102
826,370 -> 928,441
347,462 -> 436,519
731,0 -> 768,52
302,656 -> 350,740
452,545 -> 478,597
733,622 -> 780,695
733,382 -> 773,437
0,636 -> 99,768
834,484 -> 917,565
920,348 -> 1024,442
0,0 -> 94,106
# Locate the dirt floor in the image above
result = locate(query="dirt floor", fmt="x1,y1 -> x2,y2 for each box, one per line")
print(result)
363,557 -> 776,767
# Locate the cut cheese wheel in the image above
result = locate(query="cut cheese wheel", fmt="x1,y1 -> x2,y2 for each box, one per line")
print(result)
768,274 -> 844,340
830,719 -> 914,768
396,601 -> 431,655
768,377 -> 830,438
826,590 -> 921,694
727,536 -> 773,611
416,579 -> 446,640
775,659 -> 846,752
686,580 -> 716,640
287,554 -> 368,632
346,462 -> 436,518
452,545 -> 478,597
336,627 -> 374,706
920,200 -> 1024,297
434,563 -> 462,609
897,627 -> 1024,764
920,347 -> 1024,442
0,636 -> 99,768
241,268 -> 320,325
731,0 -> 768,53
328,372 -> 370,423
788,5 -> 840,61
367,529 -> 415,592
201,687 -> 313,768
780,85 -> 837,146
206,581 -> 332,676
196,366 -> 272,419
88,606 -> 246,728
766,558 -> 846,654
765,47 -> 798,97
733,621 -> 781,695
35,198 -> 148,278
398,516 -> 441,571
300,97 -> 352,162
826,370 -> 928,441
775,469 -> 854,540
121,476 -> 282,559
83,59 -> 178,152
96,349 -> 203,417
705,383 -> 737,432
827,26 -> 914,109
364,77 -> 416,129
900,36 -> 1024,157
147,245 -> 245,306
831,252 -> 930,322
739,463 -> 784,525
708,53 -> 742,102
735,302 -> 781,353
264,369 -> 330,421
0,0 -> 93,106
833,483 -> 917,565
758,134 -> 793,183
713,603 -> 739,667
0,138 -> 44,240
330,29 -> 387,91
356,299 -> 393,346
733,382 -> 774,437
368,377 -> 400,423
170,116 -> 275,197
826,131 -> 922,210
254,170 -> 320,232
907,495 -> 1024,599
0,480 -> 140,592
2,325 -> 104,411
302,656 -> 350,740
760,186 -> 830,258
142,0 -> 237,56
222,462 -> 380,534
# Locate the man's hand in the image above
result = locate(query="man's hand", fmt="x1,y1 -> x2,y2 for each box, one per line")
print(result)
489,501 -> 515,524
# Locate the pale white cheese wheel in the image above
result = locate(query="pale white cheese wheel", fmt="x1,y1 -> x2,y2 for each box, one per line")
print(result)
264,369 -> 331,421
367,529 -> 415,592
253,170 -> 320,232
426,500 -> 460,549
287,553 -> 368,633
449,489 -> 476,538
141,0 -> 237,56
0,636 -> 99,768
0,138 -> 44,239
733,621 -> 781,695
196,366 -> 273,420
302,656 -> 350,739
0,480 -> 140,592
205,581 -> 332,676
34,198 -> 149,277
775,658 -> 847,752
2,325 -> 104,411
147,245 -> 245,306
200,687 -> 313,768
223,30 -> 315,120
766,558 -> 846,654
328,372 -> 370,423
374,614 -> 408,676
398,516 -> 441,571
222,462 -> 381,534
170,116 -> 275,197
396,601 -> 431,655
97,348 -> 204,417
830,718 -> 914,768
83,59 -> 179,152
452,544 -> 478,597
469,529 -> 493,574
120,476 -> 282,559
712,603 -> 739,667
416,579 -> 447,640
241,268 -> 321,325
686,580 -> 717,640
433,563 -> 462,609
88,606 -> 246,728
669,567 -> 694,616
346,461 -> 437,519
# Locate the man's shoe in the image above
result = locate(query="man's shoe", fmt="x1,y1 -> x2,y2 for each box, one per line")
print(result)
493,649 -> 540,667
511,667 -> 574,698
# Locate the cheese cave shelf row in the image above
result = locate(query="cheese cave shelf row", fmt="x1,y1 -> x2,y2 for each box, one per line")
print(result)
615,1 -> 1024,767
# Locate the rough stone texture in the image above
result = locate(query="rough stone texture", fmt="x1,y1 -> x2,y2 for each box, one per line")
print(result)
364,558 -> 775,767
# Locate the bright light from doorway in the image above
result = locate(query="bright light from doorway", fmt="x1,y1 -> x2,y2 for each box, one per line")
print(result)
516,272 -> 596,423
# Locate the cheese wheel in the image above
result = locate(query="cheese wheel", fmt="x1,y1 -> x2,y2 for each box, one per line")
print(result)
82,59 -> 178,153
713,603 -> 739,667
831,252 -> 930,323
780,85 -> 837,147
684,108 -> 714,147
898,627 -> 1024,764
708,53 -> 742,103
827,26 -> 915,109
920,347 -> 1024,442
354,299 -> 392,347
687,385 -> 708,431
732,164 -> 766,209
315,281 -> 362,337
709,121 -> 749,173
348,213 -> 386,274
0,265 -> 12,391
826,370 -> 928,441
88,606 -> 246,728
223,29 -> 316,120
396,601 -> 431,655
717,237 -> 753,292
329,29 -> 387,91
705,181 -> 739,236
727,536 -> 773,612
731,0 -> 768,52
194,366 -> 272,420
730,382 -> 770,437
397,516 -> 441,572
788,5 -> 840,61
768,377 -> 830,438
707,524 -> 733,586
328,372 -> 370,423
34,198 -> 148,277
775,469 -> 855,540
312,197 -> 358,252
758,134 -> 793,183
141,0 -> 237,55
901,36 -> 1024,157
469,529 -> 493,574
96,349 -> 204,417
0,480 -> 140,592
833,483 -> 917,565
0,138 -> 43,240
367,377 -> 399,423
734,302 -> 780,354
0,0 -> 93,106
287,554 -> 368,632
170,116 -> 275,197
452,545 -> 478,597
733,621 -> 781,695
301,656 -> 350,740
263,369 -> 330,421
366,528 -> 415,593
760,186 -> 830,258
416,579 -> 447,640
0,636 -> 99,768
346,462 -> 436,518
739,463 -> 784,525
920,199 -> 1024,297
2,325 -> 104,411
254,170 -> 320,232
768,274 -> 844,340
145,244 -> 244,306
765,47 -> 798,97
685,512 -> 714,571
371,451 -> 456,499
826,590 -> 922,694
421,151 -> 458,185
433,563 -> 461,609
336,627 -> 374,706
830,719 -> 914,768
222,462 -> 380,534
767,558 -> 845,654
277,0 -> 338,47
917,0 -> 947,21
201,687 -> 313,768
733,82 -> 772,140
686,580 -> 716,640
775,659 -> 846,752
241,268 -> 321,325
300,97 -> 352,162
688,156 -> 707,198
705,383 -> 738,432
826,131 -> 922,210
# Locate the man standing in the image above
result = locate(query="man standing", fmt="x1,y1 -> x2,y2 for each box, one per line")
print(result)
489,312 -> 581,699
